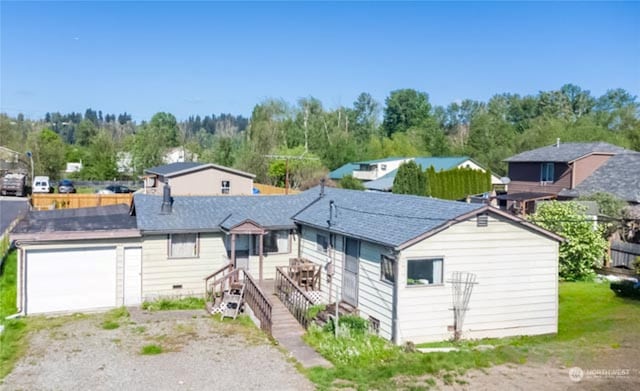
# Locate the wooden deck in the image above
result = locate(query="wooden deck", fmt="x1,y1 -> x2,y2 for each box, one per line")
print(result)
260,279 -> 331,368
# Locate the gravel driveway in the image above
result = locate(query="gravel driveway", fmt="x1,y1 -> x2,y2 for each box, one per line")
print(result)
1,309 -> 314,391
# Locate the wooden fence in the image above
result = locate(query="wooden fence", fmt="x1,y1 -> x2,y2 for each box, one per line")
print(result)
610,241 -> 640,269
31,193 -> 133,210
253,183 -> 300,195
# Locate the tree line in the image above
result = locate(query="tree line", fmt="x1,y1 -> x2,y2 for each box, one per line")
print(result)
0,84 -> 638,185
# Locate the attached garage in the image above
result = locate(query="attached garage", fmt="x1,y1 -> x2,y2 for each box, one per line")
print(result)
26,247 -> 117,314
10,204 -> 141,316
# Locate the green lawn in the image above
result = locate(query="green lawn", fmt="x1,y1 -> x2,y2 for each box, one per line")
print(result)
305,281 -> 640,390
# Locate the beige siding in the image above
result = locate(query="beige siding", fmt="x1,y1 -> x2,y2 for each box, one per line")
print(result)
18,238 -> 141,308
299,226 -> 394,339
357,241 -> 394,340
153,168 -> 253,196
246,233 -> 297,280
397,215 -> 558,343
141,233 -> 227,299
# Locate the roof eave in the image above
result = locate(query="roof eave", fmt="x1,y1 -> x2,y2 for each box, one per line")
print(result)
12,229 -> 141,243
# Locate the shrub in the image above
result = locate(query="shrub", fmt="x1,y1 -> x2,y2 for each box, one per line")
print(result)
305,304 -> 326,321
101,320 -> 120,330
323,315 -> 368,335
529,201 -> 608,281
339,175 -> 365,190
610,280 -> 640,300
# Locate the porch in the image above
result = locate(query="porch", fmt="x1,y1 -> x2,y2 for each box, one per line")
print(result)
203,261 -> 331,368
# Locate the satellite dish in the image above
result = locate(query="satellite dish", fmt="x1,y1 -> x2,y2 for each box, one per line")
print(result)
500,176 -> 511,185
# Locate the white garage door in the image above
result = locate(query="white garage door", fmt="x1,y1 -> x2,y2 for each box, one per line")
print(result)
26,247 -> 117,314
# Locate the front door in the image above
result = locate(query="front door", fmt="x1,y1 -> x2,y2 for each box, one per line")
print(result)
234,235 -> 251,270
342,237 -> 359,306
124,247 -> 142,306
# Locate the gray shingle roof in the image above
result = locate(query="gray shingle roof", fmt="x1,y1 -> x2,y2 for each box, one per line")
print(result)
134,190 -> 320,233
145,162 -> 205,176
504,142 -> 627,163
293,187 -> 485,248
144,162 -> 256,179
12,204 -> 136,234
559,152 -> 640,202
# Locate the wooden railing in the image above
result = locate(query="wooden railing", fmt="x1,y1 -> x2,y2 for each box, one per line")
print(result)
204,262 -> 235,301
204,265 -> 272,335
242,270 -> 273,335
275,266 -> 317,329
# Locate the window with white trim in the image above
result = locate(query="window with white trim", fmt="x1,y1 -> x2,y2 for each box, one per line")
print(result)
540,163 -> 554,183
169,233 -> 199,258
262,230 -> 290,254
221,180 -> 230,194
407,258 -> 443,286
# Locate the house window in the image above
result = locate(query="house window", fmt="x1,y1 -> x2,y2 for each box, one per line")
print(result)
407,258 -> 443,286
368,316 -> 380,335
381,255 -> 395,283
540,163 -> 554,183
169,233 -> 199,258
221,180 -> 230,194
262,230 -> 290,254
316,234 -> 328,252
380,164 -> 387,171
345,237 -> 360,273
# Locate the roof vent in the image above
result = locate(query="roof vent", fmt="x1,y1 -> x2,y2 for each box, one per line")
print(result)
320,178 -> 326,197
161,184 -> 173,214
477,213 -> 489,227
556,138 -> 560,148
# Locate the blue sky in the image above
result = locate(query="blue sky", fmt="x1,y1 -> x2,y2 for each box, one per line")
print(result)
1,1 -> 639,121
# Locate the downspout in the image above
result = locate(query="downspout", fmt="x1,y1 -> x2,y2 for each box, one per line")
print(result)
6,243 -> 25,319
391,249 -> 400,345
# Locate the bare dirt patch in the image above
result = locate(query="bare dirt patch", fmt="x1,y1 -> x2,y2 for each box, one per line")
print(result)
1,309 -> 313,391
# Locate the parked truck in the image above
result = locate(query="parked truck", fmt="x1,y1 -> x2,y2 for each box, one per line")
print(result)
1,173 -> 26,197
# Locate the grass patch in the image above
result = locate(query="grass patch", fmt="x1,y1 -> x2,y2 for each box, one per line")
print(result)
141,297 -> 205,311
0,252 -> 18,319
306,281 -> 640,389
140,344 -> 163,355
101,320 -> 120,330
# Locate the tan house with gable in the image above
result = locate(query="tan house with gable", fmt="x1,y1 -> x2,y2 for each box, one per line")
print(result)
143,162 -> 255,196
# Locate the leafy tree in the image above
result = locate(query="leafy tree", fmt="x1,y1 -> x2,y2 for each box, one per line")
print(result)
75,119 -> 97,146
27,128 -> 66,180
266,146 -> 325,189
351,92 -> 380,142
530,201 -> 608,281
339,175 -> 365,190
80,130 -> 118,180
383,89 -> 433,136
148,112 -> 179,147
393,161 -> 428,196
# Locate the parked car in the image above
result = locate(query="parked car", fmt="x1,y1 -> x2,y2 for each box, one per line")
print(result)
1,173 -> 26,197
103,184 -> 134,194
32,176 -> 52,193
57,179 -> 76,194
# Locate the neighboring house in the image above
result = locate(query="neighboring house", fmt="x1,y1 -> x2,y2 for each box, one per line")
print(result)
12,186 -> 562,345
163,146 -> 198,164
502,141 -> 629,214
558,152 -> 640,204
143,162 -> 255,196
65,162 -> 83,173
116,152 -> 133,175
364,156 -> 502,192
329,157 -> 410,182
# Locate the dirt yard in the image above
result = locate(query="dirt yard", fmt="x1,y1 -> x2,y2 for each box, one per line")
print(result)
0,309 -> 313,391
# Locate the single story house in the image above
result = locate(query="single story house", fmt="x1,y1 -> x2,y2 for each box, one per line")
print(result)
329,157 -> 410,182
293,188 -> 562,343
143,162 -> 255,196
11,186 -> 562,345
